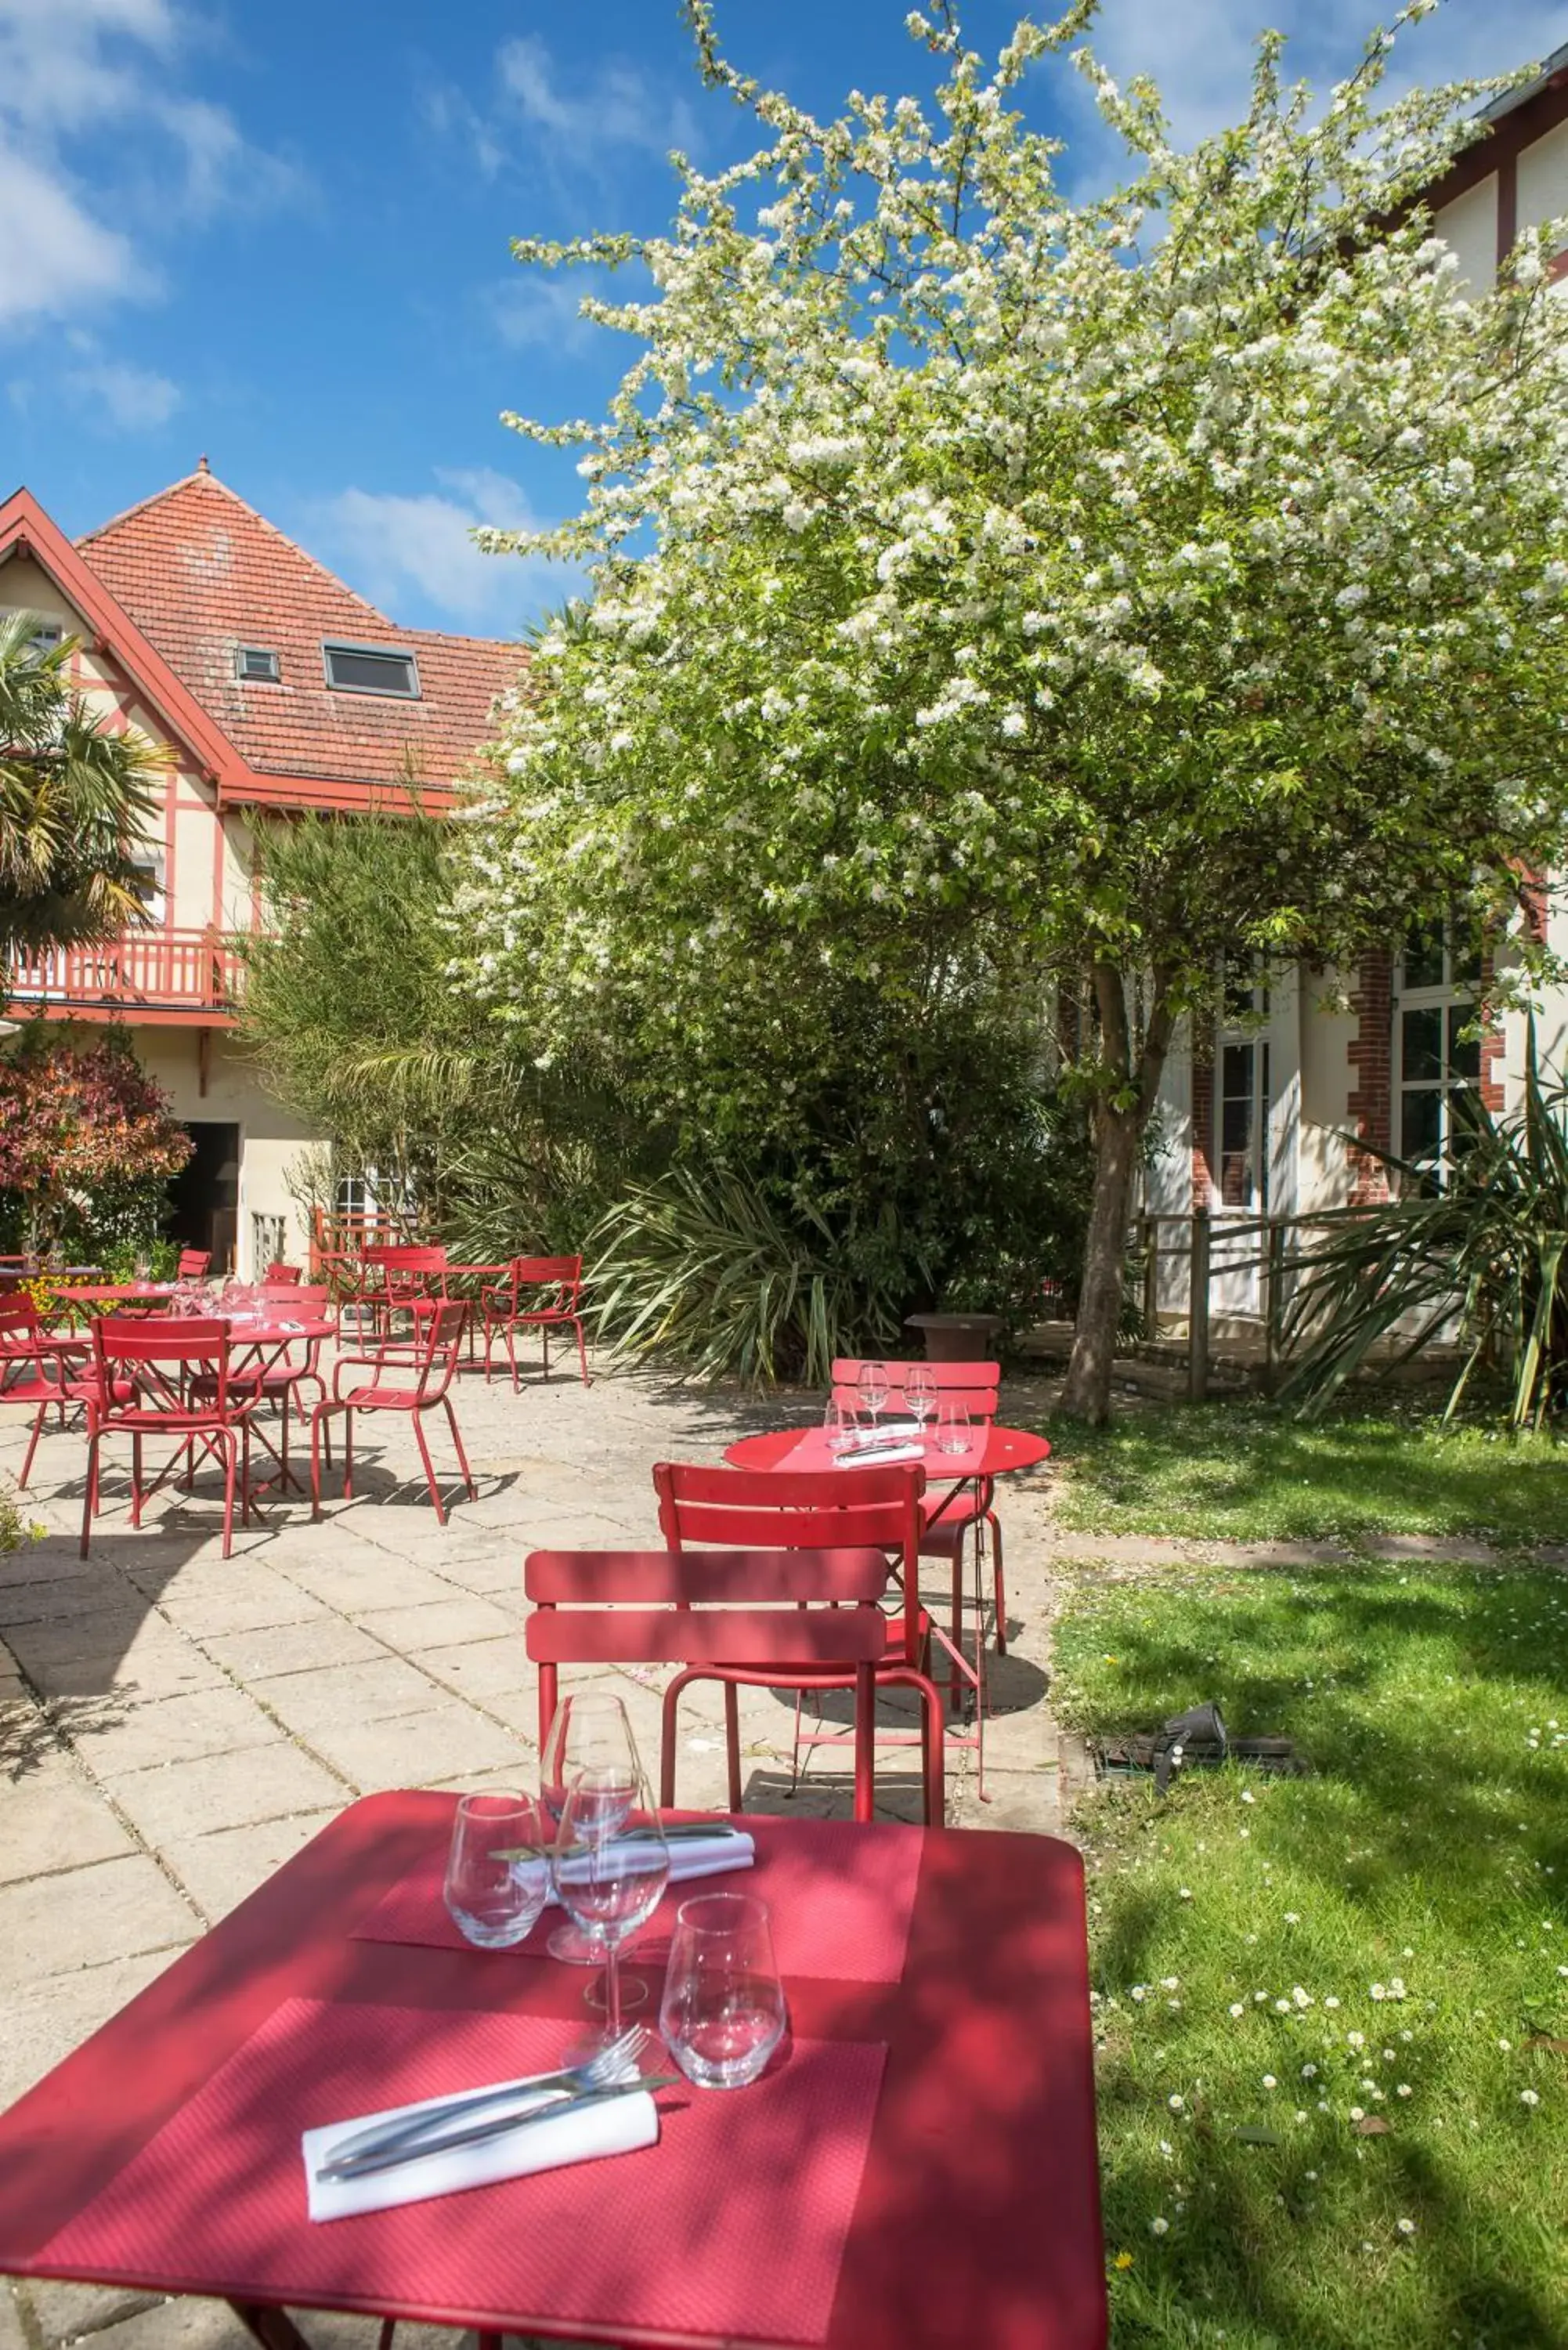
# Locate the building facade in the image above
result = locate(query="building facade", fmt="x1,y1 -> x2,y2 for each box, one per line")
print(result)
1147,49 -> 1568,1326
0,465 -> 520,1275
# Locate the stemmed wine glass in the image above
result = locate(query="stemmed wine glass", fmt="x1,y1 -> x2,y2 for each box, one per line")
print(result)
540,1690 -> 641,1966
553,1766 -> 670,2060
905,1365 -> 938,1438
857,1361 -> 889,1430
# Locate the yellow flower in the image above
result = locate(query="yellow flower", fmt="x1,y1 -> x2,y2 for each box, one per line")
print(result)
1113,2251 -> 1134,2270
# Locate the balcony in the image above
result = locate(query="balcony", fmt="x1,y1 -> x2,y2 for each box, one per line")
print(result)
5,927 -> 244,1027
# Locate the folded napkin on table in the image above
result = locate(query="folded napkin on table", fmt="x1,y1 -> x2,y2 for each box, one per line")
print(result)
303,2085 -> 659,2221
547,1829 -> 755,1905
833,1443 -> 924,1468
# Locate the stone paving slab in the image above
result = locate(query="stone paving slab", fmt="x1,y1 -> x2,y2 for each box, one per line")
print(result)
0,1354 -> 1066,2347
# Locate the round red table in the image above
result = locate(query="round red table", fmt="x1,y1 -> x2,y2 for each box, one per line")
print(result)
723,1421 -> 1050,1480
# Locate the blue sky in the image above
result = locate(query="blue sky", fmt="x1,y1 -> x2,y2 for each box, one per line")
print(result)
3,0 -> 1564,637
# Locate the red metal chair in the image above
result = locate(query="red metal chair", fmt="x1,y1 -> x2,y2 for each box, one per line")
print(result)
481,1254 -> 589,1388
0,1296 -> 96,1488
81,1318 -> 255,1560
309,1299 -> 475,1525
176,1249 -> 211,1280
262,1262 -> 303,1284
833,1356 -> 1008,1664
525,1545 -> 893,1820
652,1459 -> 947,1824
196,1284 -> 333,1494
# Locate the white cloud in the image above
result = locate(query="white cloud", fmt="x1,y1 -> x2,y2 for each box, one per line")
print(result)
427,33 -> 699,190
66,355 -> 181,431
497,34 -> 700,164
0,0 -> 297,330
0,147 -> 146,325
309,469 -> 576,631
489,273 -> 607,352
1059,0 -> 1568,152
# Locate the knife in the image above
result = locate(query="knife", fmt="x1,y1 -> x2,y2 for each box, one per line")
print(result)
315,2076 -> 681,2183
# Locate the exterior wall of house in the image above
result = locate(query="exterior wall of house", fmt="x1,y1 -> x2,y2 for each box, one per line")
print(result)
1430,173 -> 1499,288
0,551 -> 320,1277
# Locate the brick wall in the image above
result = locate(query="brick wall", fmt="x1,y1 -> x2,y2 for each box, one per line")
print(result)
1190,1053 -> 1214,1208
1346,951 -> 1393,1202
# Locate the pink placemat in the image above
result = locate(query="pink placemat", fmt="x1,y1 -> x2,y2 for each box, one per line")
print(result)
352,1817 -> 922,1985
39,1998 -> 887,2347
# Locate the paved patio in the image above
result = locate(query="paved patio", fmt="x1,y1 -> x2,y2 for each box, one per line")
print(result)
0,1347 -> 1062,2349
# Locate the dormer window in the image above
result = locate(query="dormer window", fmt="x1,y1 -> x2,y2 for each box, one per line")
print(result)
323,640 -> 420,698
237,646 -> 280,682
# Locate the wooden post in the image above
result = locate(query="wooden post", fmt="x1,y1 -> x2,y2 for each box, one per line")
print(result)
1140,1212 -> 1158,1338
1262,1217 -> 1288,1397
1188,1208 -> 1211,1404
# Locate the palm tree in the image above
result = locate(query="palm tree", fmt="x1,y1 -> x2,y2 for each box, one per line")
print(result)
0,609 -> 164,968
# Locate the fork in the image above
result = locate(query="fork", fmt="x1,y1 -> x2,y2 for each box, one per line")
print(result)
321,2023 -> 651,2171
316,2073 -> 682,2184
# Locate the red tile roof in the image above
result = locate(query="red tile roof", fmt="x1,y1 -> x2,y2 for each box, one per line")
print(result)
77,468 -> 524,811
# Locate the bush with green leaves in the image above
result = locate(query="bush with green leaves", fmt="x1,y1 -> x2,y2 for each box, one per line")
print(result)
1282,1029 -> 1568,1430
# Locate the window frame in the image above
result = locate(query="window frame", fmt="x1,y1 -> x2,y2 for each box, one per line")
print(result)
1394,923 -> 1483,1182
1213,973 -> 1270,1214
321,638 -> 421,700
236,646 -> 280,683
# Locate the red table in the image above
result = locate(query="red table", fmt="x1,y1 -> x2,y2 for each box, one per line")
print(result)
724,1422 -> 1050,1483
0,1795 -> 1105,2350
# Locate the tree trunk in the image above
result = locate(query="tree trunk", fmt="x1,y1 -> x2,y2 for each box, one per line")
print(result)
1060,1101 -> 1143,1423
1060,962 -> 1176,1425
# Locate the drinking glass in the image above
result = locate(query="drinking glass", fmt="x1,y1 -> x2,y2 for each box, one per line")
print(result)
541,1691 -> 642,1966
443,1792 -> 553,1949
857,1361 -> 889,1427
935,1397 -> 972,1458
661,1893 -> 787,2090
905,1365 -> 938,1434
823,1397 -> 857,1455
554,1768 -> 670,2055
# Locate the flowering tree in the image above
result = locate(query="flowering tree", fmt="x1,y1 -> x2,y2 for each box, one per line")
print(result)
461,0 -> 1568,1419
0,1034 -> 192,1261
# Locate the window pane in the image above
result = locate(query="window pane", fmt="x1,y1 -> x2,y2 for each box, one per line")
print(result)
1401,1007 -> 1443,1083
1447,1003 -> 1480,1083
1448,1086 -> 1483,1155
325,645 -> 417,696
1221,1042 -> 1254,1101
1403,923 -> 1446,989
1451,931 -> 1483,988
1400,1088 -> 1442,1163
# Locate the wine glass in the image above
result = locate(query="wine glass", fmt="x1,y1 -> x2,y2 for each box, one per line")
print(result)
935,1397 -> 972,1458
857,1361 -> 889,1429
443,1791 -> 552,1949
823,1397 -> 856,1455
541,1691 -> 641,1966
660,1892 -> 786,2091
905,1365 -> 938,1436
554,1767 -> 670,2058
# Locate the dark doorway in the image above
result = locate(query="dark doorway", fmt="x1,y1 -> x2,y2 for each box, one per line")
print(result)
167,1123 -> 240,1274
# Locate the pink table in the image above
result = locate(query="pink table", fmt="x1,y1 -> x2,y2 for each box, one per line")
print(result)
0,1794 -> 1105,2350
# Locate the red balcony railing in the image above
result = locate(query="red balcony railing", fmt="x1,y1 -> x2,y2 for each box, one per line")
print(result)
6,927 -> 244,1022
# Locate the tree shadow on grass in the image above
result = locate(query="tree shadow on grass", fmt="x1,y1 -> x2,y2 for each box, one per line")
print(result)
1064,1564 -> 1568,2347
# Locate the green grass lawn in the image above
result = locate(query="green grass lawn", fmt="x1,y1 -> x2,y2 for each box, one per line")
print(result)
1053,1560 -> 1568,2348
1047,1403 -> 1568,1547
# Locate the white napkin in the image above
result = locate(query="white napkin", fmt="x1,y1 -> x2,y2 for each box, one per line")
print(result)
304,2085 -> 659,2221
834,1443 -> 924,1467
544,1829 -> 755,1906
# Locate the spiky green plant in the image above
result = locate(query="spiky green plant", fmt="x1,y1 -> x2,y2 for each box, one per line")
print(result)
0,611 -> 163,965
587,1163 -> 918,1386
1281,1025 -> 1568,1430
